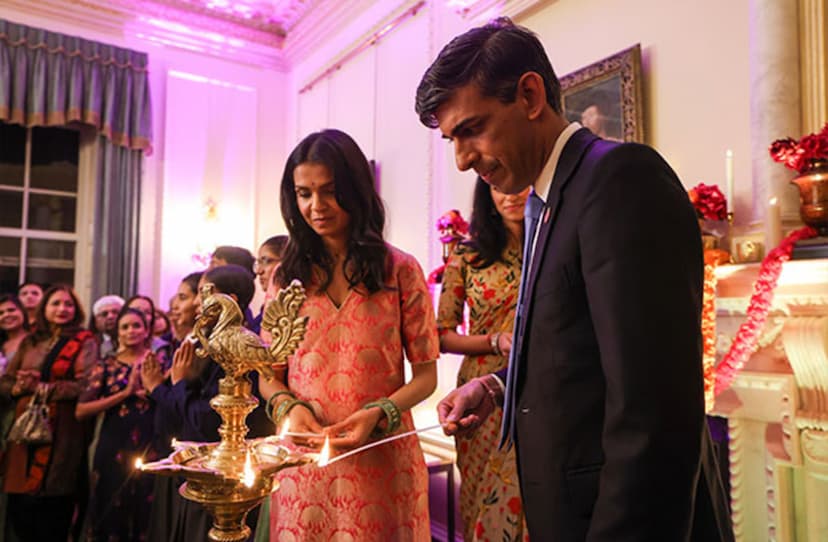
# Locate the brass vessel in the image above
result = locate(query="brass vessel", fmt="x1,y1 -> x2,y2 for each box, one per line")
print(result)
140,280 -> 312,542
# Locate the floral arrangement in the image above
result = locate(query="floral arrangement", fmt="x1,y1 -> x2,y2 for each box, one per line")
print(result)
712,225 -> 818,396
769,122 -> 828,173
688,183 -> 728,221
436,209 -> 469,243
428,209 -> 470,286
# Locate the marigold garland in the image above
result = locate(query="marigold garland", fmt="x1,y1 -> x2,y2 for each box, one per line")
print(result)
702,251 -> 727,412
712,226 -> 818,396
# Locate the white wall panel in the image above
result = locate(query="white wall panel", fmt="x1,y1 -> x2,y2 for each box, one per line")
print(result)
329,47 -> 377,159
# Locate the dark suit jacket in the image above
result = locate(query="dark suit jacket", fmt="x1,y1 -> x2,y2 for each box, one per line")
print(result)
508,128 -> 727,541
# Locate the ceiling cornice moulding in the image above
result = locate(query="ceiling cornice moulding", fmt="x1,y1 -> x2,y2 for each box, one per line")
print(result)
453,0 -> 554,22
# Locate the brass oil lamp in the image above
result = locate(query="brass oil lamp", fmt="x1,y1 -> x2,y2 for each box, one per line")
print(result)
140,281 -> 315,542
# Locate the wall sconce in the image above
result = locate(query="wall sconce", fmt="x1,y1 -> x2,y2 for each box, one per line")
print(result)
192,197 -> 220,267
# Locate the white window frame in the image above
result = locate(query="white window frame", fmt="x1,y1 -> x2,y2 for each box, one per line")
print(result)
0,124 -> 95,309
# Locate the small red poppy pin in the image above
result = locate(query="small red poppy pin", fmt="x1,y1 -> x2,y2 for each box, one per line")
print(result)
543,207 -> 551,224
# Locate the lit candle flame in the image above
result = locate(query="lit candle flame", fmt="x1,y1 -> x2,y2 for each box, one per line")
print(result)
317,436 -> 331,467
171,437 -> 178,448
242,450 -> 255,488
134,457 -> 144,470
278,417 -> 290,440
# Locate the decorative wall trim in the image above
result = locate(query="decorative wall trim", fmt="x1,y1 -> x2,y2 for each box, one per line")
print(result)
728,417 -> 746,540
451,0 -> 554,21
296,0 -> 425,93
798,0 -> 828,133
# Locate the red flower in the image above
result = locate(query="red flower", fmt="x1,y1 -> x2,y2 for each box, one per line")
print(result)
507,496 -> 522,515
688,183 -> 727,220
436,209 -> 469,242
483,288 -> 496,300
769,123 -> 828,173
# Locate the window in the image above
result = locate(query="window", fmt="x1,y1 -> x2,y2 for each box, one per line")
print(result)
0,122 -> 93,297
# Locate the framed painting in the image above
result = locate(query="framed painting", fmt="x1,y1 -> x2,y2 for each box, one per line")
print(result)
560,44 -> 643,143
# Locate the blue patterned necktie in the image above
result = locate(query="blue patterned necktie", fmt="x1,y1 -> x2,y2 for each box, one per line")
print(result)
499,190 -> 545,449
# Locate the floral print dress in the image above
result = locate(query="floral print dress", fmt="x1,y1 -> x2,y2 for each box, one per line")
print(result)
437,243 -> 530,542
80,356 -> 161,541
270,247 -> 440,542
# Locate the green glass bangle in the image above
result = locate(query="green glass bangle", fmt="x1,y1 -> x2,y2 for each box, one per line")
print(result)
265,390 -> 296,422
363,397 -> 402,438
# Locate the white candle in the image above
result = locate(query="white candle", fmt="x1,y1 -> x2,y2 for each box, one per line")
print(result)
765,197 -> 782,250
725,149 -> 734,208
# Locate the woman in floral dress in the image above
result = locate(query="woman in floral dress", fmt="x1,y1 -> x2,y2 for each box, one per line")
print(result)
77,307 -> 160,541
437,177 -> 530,542
261,129 -> 439,542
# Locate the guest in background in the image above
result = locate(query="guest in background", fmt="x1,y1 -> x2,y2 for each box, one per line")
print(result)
0,285 -> 96,541
253,235 -> 288,332
16,282 -> 43,328
169,272 -> 203,348
142,264 -> 270,542
255,236 -> 288,293
0,295 -> 29,376
153,308 -> 172,338
0,295 -> 30,541
437,177 -> 529,541
209,245 -> 256,276
76,307 -> 159,541
89,295 -> 125,360
208,248 -> 258,330
126,295 -> 171,364
262,129 -> 438,541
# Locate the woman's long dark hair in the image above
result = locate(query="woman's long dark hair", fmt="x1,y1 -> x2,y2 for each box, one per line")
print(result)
464,177 -> 514,268
0,295 -> 30,344
276,129 -> 389,294
30,284 -> 86,343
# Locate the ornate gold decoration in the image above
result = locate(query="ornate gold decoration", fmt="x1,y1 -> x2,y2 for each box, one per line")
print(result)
141,280 -> 312,542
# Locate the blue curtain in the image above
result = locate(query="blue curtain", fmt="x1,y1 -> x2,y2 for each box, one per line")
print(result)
0,18 -> 152,151
0,18 -> 152,297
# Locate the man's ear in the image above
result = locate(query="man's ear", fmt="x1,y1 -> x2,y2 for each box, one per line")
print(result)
516,71 -> 547,120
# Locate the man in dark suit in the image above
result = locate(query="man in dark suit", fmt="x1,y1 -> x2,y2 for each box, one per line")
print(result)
416,18 -> 733,542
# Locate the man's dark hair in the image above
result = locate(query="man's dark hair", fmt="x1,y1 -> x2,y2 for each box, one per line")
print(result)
205,264 -> 255,313
212,246 -> 255,276
415,17 -> 561,128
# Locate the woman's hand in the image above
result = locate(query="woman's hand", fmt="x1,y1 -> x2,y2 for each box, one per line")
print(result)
281,402 -> 324,446
323,407 -> 384,451
11,369 -> 40,396
170,340 -> 195,385
127,359 -> 147,399
141,352 -> 165,393
497,332 -> 513,356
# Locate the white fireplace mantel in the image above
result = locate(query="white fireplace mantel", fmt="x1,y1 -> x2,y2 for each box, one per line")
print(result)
711,257 -> 828,542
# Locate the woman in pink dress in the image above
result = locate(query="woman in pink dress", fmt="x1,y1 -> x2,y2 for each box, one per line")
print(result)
261,129 -> 439,542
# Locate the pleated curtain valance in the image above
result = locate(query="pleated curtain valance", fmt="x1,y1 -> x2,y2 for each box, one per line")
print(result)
0,18 -> 153,153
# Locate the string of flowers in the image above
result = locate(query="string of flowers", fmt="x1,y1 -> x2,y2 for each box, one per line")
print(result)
713,225 -> 818,396
701,254 -> 720,412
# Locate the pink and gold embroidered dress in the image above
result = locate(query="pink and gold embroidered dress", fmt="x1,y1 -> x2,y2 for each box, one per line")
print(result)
270,247 -> 439,542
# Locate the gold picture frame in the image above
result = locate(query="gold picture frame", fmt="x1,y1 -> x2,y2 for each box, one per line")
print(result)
560,44 -> 644,143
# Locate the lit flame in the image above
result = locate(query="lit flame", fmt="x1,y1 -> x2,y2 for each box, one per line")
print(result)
278,418 -> 290,440
134,457 -> 144,470
769,196 -> 779,205
171,437 -> 178,448
242,450 -> 255,488
317,436 -> 331,467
